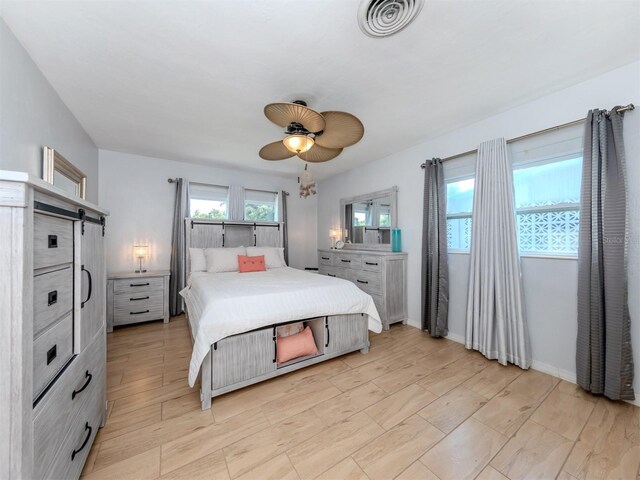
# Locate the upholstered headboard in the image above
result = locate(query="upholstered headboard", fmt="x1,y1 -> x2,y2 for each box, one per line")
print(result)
185,218 -> 284,275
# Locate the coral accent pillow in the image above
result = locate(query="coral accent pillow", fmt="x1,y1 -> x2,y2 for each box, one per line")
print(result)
277,326 -> 319,364
238,255 -> 266,273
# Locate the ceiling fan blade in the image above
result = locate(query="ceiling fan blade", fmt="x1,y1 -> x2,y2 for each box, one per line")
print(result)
264,102 -> 326,132
314,111 -> 364,149
259,141 -> 295,160
297,144 -> 343,163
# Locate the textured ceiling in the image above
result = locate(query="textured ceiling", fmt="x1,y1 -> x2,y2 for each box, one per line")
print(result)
1,0 -> 639,179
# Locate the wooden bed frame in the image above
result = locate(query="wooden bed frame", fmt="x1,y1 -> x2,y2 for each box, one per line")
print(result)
184,218 -> 371,410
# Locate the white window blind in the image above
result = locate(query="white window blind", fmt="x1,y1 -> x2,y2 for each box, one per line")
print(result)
189,183 -> 229,219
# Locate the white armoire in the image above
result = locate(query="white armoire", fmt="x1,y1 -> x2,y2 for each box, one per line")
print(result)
0,171 -> 108,480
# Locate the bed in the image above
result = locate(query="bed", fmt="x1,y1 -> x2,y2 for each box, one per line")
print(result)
182,219 -> 382,410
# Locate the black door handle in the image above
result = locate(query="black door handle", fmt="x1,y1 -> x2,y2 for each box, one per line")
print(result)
81,265 -> 92,308
365,262 -> 378,266
130,310 -> 150,315
48,235 -> 58,248
72,371 -> 93,400
327,273 -> 336,277
341,259 -> 351,263
325,320 -> 330,348
130,282 -> 150,287
357,280 -> 369,284
71,423 -> 92,461
47,345 -> 57,365
130,296 -> 149,301
321,257 -> 330,260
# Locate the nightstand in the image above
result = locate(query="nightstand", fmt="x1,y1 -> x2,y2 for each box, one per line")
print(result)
106,270 -> 170,332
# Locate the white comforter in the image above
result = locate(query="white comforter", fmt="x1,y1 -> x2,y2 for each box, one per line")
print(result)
181,267 -> 382,386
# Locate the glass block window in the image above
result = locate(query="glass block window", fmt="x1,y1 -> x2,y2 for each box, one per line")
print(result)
244,189 -> 278,222
446,178 -> 474,251
514,157 -> 582,255
189,183 -> 229,219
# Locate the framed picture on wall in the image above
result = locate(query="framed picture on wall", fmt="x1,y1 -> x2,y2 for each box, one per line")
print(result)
42,146 -> 87,199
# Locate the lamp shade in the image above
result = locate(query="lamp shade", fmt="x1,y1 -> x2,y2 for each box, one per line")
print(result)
283,134 -> 314,154
133,244 -> 149,258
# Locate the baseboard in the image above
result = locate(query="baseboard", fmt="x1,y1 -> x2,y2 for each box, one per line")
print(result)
406,318 -> 420,329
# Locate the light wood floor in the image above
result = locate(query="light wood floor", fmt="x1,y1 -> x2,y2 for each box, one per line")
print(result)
81,316 -> 640,480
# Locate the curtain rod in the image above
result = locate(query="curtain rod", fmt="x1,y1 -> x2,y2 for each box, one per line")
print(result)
420,103 -> 635,169
168,177 -> 289,195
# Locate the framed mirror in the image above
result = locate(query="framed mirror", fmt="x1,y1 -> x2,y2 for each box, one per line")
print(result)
43,146 -> 87,199
340,186 -> 398,251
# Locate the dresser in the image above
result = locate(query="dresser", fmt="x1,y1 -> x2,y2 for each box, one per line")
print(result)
107,270 -> 170,331
317,249 -> 408,330
0,171 -> 108,480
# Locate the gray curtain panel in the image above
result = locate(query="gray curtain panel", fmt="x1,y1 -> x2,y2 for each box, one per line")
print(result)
421,158 -> 449,337
465,139 -> 531,369
169,178 -> 189,316
577,108 -> 634,401
280,190 -> 289,265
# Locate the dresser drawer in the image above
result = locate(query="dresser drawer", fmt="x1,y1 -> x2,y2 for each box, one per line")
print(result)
33,314 -> 74,399
335,253 -> 362,270
113,276 -> 164,294
319,265 -> 350,280
361,256 -> 382,273
33,335 -> 105,478
34,266 -> 73,337
113,304 -> 165,325
350,270 -> 382,295
318,253 -> 334,266
34,213 -> 74,270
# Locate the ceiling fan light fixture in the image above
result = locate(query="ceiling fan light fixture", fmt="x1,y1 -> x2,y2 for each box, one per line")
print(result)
283,134 -> 314,154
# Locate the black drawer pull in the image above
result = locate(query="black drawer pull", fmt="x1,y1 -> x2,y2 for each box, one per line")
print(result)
48,235 -> 58,248
130,296 -> 150,301
71,422 -> 92,461
341,259 -> 351,263
365,262 -> 379,266
273,330 -> 277,363
47,290 -> 58,306
72,371 -> 93,400
130,282 -> 150,287
327,273 -> 336,277
357,279 -> 369,284
321,256 -> 330,260
130,310 -> 150,315
47,345 -> 57,365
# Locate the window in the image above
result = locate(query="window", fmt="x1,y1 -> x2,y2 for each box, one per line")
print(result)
446,178 -> 474,251
353,212 -> 367,226
244,189 -> 278,222
514,157 -> 582,255
189,183 -> 228,219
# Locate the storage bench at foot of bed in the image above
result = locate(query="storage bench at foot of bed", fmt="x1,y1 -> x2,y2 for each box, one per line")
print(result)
200,313 -> 369,409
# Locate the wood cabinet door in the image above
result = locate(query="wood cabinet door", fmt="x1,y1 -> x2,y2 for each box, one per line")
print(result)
80,221 -> 105,349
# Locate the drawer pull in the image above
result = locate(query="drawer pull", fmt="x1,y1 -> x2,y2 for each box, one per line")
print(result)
72,371 -> 93,400
47,345 -> 57,365
130,296 -> 150,301
81,265 -> 92,309
321,256 -> 330,260
357,279 -> 369,284
341,259 -> 351,263
327,273 -> 336,277
130,282 -> 150,287
365,262 -> 379,266
47,290 -> 58,306
48,234 -> 58,248
130,310 -> 150,315
71,422 -> 93,461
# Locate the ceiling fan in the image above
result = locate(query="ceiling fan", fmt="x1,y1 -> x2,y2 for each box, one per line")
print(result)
259,100 -> 364,162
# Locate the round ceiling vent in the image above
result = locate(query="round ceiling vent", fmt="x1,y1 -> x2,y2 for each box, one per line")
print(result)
358,0 -> 424,38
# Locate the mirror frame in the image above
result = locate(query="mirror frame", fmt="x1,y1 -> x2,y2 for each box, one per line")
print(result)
340,186 -> 398,251
43,146 -> 87,199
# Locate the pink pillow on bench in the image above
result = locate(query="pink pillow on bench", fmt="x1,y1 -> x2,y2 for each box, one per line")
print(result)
276,326 -> 319,365
238,255 -> 266,273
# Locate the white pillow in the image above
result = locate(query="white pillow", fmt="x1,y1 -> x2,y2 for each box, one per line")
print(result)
189,248 -> 206,272
246,247 -> 286,269
204,246 -> 247,273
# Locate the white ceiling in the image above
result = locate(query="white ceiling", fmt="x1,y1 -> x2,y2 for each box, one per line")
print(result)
2,0 -> 639,179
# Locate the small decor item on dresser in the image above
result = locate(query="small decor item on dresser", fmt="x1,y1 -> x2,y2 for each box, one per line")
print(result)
133,244 -> 149,273
335,240 -> 345,250
392,228 -> 402,252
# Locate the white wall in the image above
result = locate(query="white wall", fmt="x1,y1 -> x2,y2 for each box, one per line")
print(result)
317,61 -> 640,399
0,20 -> 99,202
99,150 -> 317,274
